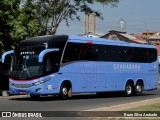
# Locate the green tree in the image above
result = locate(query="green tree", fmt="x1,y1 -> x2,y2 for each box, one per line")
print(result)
0,0 -> 20,51
11,0 -> 41,44
0,0 -> 21,90
0,0 -> 119,52
35,0 -> 119,35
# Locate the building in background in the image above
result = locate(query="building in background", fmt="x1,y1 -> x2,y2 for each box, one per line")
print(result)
84,14 -> 96,34
101,30 -> 147,44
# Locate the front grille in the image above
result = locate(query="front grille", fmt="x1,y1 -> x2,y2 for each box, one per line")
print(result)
12,84 -> 33,88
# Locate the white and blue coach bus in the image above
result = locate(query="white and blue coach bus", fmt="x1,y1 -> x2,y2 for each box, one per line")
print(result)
1,35 -> 158,99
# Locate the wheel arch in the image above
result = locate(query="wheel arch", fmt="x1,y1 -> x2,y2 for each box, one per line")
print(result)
126,79 -> 134,86
123,79 -> 134,90
61,80 -> 72,89
60,80 -> 72,97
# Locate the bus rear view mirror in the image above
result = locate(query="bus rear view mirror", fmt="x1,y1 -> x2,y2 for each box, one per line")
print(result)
38,48 -> 59,62
1,50 -> 14,63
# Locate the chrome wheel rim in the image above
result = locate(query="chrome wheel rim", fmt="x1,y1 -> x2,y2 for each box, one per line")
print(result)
62,87 -> 68,95
136,85 -> 142,93
126,85 -> 132,95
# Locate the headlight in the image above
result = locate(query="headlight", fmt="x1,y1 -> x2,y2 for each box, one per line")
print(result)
32,78 -> 50,86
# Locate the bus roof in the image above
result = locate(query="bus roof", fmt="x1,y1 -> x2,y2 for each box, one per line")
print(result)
68,35 -> 156,49
17,35 -> 156,49
18,35 -> 68,47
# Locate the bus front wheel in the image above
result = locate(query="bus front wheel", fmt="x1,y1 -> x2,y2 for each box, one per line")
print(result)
134,82 -> 143,96
125,82 -> 133,97
60,84 -> 69,100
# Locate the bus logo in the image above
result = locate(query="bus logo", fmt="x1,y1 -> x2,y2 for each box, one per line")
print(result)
2,112 -> 11,117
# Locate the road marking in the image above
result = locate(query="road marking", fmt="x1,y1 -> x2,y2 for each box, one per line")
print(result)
85,97 -> 160,111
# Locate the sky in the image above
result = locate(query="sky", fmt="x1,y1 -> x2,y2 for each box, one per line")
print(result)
56,0 -> 160,35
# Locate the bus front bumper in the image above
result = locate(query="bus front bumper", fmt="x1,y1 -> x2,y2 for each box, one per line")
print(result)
9,84 -> 44,95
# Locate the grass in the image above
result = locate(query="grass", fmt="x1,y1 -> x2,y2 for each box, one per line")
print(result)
116,102 -> 160,120
88,103 -> 160,120
127,102 -> 160,111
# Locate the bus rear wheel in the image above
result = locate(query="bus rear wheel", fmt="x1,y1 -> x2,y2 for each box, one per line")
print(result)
134,82 -> 143,96
59,84 -> 69,100
125,82 -> 133,97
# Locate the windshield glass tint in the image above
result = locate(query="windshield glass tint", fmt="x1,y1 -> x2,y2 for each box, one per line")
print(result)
10,46 -> 45,80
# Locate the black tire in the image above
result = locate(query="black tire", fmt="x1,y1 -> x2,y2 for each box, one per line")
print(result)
125,82 -> 133,97
59,84 -> 69,100
134,82 -> 143,96
30,95 -> 40,99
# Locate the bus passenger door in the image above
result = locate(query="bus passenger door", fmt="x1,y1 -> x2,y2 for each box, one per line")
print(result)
43,52 -> 59,94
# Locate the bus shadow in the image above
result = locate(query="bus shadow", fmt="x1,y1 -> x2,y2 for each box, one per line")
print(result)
70,92 -> 156,100
9,92 -> 156,101
9,95 -> 61,101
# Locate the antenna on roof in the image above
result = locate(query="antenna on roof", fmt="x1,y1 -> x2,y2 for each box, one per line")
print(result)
119,19 -> 126,32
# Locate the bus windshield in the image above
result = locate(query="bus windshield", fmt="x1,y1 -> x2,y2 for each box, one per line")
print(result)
10,46 -> 45,80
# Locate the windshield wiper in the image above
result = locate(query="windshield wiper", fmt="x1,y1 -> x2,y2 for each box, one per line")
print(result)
22,64 -> 31,79
11,59 -> 32,80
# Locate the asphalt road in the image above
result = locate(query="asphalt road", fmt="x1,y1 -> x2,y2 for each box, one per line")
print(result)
0,89 -> 160,111
0,89 -> 160,119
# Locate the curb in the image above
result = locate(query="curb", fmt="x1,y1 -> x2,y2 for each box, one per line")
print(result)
0,90 -> 9,97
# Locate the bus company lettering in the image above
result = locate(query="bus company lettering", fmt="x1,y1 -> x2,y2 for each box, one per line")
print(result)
20,51 -> 35,55
113,64 -> 141,70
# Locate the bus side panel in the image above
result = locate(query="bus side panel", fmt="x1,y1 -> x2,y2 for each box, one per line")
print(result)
41,61 -> 159,94
59,61 -> 105,93
143,73 -> 158,90
56,60 -> 158,94
58,62 -> 126,93
140,62 -> 158,90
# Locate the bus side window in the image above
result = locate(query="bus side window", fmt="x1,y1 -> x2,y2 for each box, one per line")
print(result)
45,58 -> 52,72
147,48 -> 157,63
121,48 -> 133,62
44,52 -> 59,74
83,46 -> 97,61
63,43 -> 80,63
